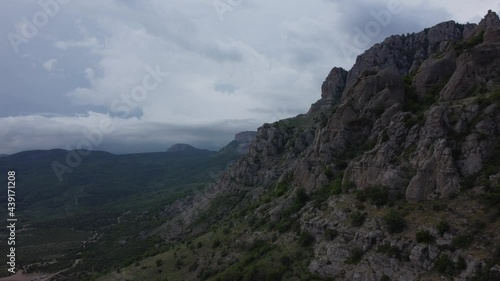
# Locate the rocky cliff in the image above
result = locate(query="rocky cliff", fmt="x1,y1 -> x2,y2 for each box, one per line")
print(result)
234,131 -> 258,155
142,11 -> 500,281
218,10 -> 500,202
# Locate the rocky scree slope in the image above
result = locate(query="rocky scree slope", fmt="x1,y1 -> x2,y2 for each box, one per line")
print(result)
155,11 -> 500,281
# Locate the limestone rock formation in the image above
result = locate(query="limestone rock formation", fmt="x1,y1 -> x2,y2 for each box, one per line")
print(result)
157,11 -> 500,281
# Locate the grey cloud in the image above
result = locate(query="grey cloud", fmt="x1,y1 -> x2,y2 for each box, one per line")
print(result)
214,82 -> 238,94
288,46 -> 324,66
203,41 -> 244,62
0,114 -> 260,154
335,0 -> 451,45
248,105 -> 307,122
0,0 -> 490,154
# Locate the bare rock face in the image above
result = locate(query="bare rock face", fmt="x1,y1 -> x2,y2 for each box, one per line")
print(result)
157,11 -> 500,281
197,12 -> 500,204
309,67 -> 348,113
413,52 -> 457,98
234,131 -> 257,143
441,11 -> 500,101
476,10 -> 500,42
234,131 -> 257,154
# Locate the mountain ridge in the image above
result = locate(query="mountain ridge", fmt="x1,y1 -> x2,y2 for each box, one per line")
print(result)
0,131 -> 256,214
1,130 -> 257,158
11,11 -> 500,281
135,10 -> 500,281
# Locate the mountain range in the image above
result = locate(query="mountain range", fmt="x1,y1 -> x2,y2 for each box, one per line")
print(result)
2,10 -> 500,281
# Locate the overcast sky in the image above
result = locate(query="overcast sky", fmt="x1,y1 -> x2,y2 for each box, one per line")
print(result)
0,0 -> 498,154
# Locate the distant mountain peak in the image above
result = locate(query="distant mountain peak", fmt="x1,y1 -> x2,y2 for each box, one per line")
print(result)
167,143 -> 197,152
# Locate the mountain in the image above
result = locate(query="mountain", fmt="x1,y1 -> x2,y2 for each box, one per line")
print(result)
84,11 -> 500,281
0,154 -> 8,158
167,143 -> 205,153
0,148 -> 210,213
0,135 -> 257,215
5,11 -> 500,281
0,135 -> 255,280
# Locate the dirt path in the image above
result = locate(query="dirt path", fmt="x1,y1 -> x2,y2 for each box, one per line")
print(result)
0,259 -> 81,281
39,259 -> 80,281
117,211 -> 130,224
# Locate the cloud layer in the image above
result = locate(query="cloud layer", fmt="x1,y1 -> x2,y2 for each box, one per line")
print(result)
0,0 -> 497,154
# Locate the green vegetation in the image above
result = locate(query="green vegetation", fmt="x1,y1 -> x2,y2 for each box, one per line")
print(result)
434,254 -> 467,276
274,112 -> 319,130
330,176 -> 343,195
313,175 -> 355,208
212,239 -> 221,248
0,147 -> 241,215
324,168 -> 334,180
355,185 -> 394,207
0,144 -> 245,278
314,175 -> 344,205
345,247 -> 364,264
383,209 -> 406,234
456,257 -> 467,271
454,31 -> 485,54
347,117 -> 372,128
451,234 -> 473,249
402,74 -> 437,115
324,228 -> 338,241
415,230 -> 435,243
381,130 -> 389,143
468,246 -> 500,280
376,243 -> 404,260
436,221 -> 450,236
478,89 -> 500,108
403,143 -> 417,158
469,270 -> 500,281
355,190 -> 367,202
299,231 -> 315,247
380,274 -> 391,281
434,254 -> 454,274
365,186 -> 390,207
274,182 -> 289,197
282,188 -> 310,218
474,140 -> 500,213
461,175 -> 477,191
402,75 -> 418,112
350,211 -> 367,227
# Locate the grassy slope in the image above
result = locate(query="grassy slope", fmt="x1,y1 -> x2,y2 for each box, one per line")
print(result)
0,146 -> 243,278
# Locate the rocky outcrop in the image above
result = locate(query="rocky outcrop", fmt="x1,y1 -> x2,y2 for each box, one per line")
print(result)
193,11 -> 499,204
234,131 -> 257,155
309,67 -> 348,113
158,11 -> 500,281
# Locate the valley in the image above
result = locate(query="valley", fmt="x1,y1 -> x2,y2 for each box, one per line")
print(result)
2,10 -> 500,281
